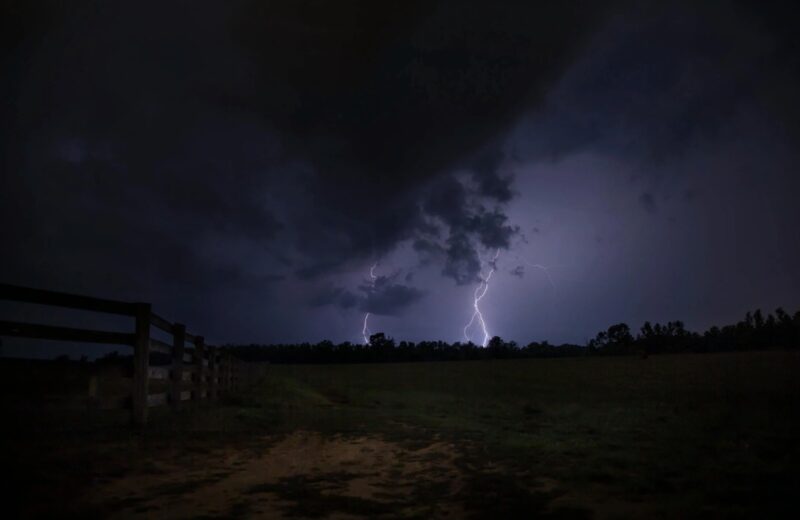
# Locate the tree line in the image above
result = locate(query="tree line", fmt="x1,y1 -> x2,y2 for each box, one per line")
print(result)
225,307 -> 800,364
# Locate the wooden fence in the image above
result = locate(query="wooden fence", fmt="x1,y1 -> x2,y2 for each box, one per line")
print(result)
0,283 -> 255,426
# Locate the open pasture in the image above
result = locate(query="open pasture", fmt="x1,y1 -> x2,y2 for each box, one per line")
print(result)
4,351 -> 800,518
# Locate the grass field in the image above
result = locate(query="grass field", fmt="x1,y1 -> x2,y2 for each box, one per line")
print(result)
4,350 -> 800,518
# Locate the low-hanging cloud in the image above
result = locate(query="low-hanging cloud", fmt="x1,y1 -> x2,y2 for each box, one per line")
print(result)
311,272 -> 425,317
1,0 -> 634,343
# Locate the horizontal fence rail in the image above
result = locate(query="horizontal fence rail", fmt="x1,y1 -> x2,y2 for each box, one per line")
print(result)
0,320 -> 136,345
0,283 -> 259,426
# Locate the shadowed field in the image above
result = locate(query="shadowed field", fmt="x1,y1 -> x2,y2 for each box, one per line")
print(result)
4,351 -> 800,518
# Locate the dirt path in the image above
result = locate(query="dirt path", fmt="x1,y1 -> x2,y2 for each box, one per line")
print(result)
78,432 -> 475,518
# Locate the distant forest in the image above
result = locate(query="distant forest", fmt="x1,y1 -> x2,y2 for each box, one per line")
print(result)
226,307 -> 800,364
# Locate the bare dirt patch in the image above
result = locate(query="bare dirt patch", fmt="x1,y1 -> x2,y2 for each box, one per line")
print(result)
78,431 -> 476,518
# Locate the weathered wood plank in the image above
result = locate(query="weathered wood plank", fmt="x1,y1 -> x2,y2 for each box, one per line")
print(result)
88,395 -> 131,410
192,336 -> 205,401
0,283 -> 138,316
208,346 -> 218,401
1,284 -> 251,427
149,312 -> 173,333
0,320 -> 135,345
148,366 -> 169,380
147,393 -> 168,407
149,338 -> 172,354
132,303 -> 151,426
170,323 -> 185,410
220,352 -> 229,393
104,395 -> 131,410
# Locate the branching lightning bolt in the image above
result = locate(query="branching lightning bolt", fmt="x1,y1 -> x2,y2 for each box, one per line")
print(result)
463,249 -> 500,347
362,263 -> 378,344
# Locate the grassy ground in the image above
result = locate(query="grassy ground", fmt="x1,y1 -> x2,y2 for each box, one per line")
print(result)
4,350 -> 800,518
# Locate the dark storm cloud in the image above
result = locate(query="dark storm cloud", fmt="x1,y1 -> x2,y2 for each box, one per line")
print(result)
1,1 -> 617,287
639,192 -> 657,213
412,238 -> 446,269
310,287 -> 359,310
732,0 -> 800,141
0,1 -> 293,300
1,0 -> 798,350
442,233 -> 482,285
362,277 -> 426,317
224,0 -> 619,273
311,273 -> 425,317
510,265 -> 525,278
471,148 -> 514,203
1,0 -> 625,343
466,210 -> 519,250
230,0 -> 616,179
519,1 -> 800,168
420,174 -> 518,283
422,176 -> 469,229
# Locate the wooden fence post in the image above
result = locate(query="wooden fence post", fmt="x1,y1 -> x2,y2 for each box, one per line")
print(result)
222,352 -> 231,393
132,302 -> 151,426
208,345 -> 218,401
193,336 -> 205,402
87,368 -> 98,411
170,323 -> 185,409
219,352 -> 227,394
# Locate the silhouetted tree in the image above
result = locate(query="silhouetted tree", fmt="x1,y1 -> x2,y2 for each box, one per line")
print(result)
225,306 -> 800,364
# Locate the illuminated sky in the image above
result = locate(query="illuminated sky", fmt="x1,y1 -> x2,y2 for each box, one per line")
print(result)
2,1 -> 799,352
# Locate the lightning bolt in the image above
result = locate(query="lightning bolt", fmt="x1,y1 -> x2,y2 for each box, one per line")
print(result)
362,263 -> 378,344
463,249 -> 500,347
517,258 -> 556,289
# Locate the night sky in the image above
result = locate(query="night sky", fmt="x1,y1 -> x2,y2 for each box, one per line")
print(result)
2,1 -> 799,351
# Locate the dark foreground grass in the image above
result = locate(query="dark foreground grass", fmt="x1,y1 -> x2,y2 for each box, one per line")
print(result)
242,351 -> 800,517
4,350 -> 800,518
